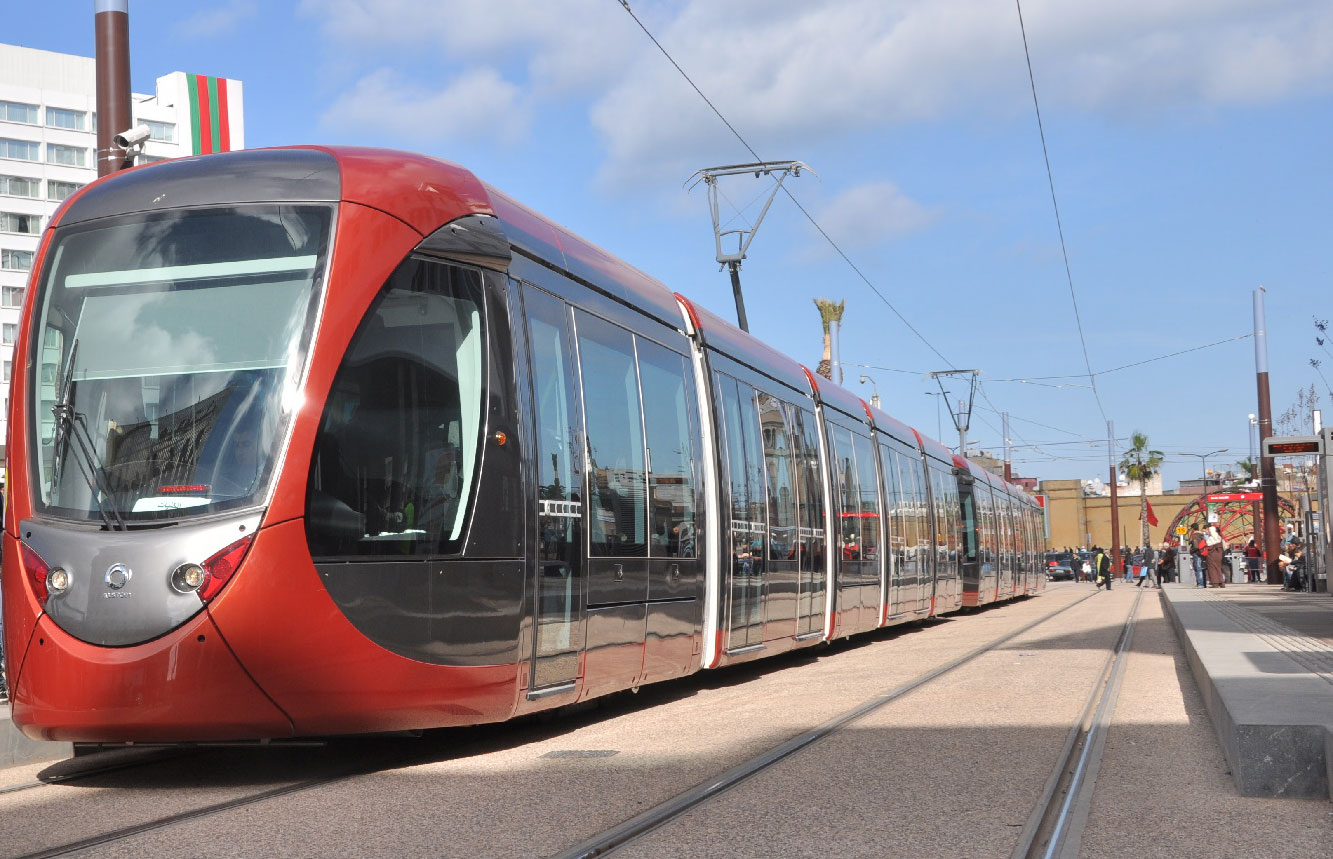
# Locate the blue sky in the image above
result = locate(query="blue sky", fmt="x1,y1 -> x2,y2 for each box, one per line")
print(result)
12,1 -> 1332,490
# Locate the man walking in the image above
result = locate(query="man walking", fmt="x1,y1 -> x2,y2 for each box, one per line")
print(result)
1094,547 -> 1112,590
1188,526 -> 1207,587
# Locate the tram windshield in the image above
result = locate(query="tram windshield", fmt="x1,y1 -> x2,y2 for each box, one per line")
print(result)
29,205 -> 331,524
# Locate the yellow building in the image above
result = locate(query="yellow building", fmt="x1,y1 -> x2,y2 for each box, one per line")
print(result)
1041,479 -> 1194,550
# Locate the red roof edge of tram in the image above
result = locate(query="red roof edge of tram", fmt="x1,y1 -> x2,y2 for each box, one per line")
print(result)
302,146 -> 495,236
866,402 -> 918,448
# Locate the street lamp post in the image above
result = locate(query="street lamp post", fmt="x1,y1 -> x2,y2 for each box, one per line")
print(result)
858,375 -> 881,410
1185,448 -> 1229,491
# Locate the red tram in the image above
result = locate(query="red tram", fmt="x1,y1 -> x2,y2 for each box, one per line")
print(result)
1,148 -> 1045,742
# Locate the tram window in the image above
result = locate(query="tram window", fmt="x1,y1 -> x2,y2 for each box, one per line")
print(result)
524,286 -> 582,566
792,406 -> 825,572
961,488 -> 978,564
576,312 -> 646,557
32,205 -> 332,523
719,374 -> 766,573
637,339 -> 697,558
758,393 -> 795,562
306,258 -> 485,557
852,433 -> 880,563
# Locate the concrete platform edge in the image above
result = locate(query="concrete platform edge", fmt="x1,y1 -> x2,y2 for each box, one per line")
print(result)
1159,587 -> 1332,800
1,707 -> 73,769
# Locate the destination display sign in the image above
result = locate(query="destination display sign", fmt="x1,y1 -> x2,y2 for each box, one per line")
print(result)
1263,435 -> 1323,456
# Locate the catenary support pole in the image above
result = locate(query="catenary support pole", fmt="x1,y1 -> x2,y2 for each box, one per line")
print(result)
95,0 -> 133,177
1109,421 -> 1122,576
727,263 -> 749,333
1254,288 -> 1282,584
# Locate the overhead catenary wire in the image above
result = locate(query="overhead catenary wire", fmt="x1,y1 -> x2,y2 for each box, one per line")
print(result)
614,0 -> 955,369
1013,0 -> 1106,424
615,0 -> 1124,466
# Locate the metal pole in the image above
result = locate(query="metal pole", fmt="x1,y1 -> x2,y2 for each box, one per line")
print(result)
727,263 -> 749,333
1109,420 -> 1122,576
1003,412 -> 1012,481
958,400 -> 967,456
1255,288 -> 1282,583
95,0 -> 133,177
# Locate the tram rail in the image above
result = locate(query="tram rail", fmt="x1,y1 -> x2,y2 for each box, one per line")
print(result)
553,588 -> 1107,859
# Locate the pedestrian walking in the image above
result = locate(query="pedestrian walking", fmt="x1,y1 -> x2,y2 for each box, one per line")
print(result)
1244,539 -> 1261,583
1189,526 -> 1207,587
1094,547 -> 1112,590
1205,524 -> 1227,588
1157,542 -> 1176,584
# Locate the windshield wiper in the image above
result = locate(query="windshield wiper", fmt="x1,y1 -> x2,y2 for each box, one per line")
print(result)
50,340 -> 125,531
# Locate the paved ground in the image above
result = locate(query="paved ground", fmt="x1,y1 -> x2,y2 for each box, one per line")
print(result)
0,583 -> 1329,858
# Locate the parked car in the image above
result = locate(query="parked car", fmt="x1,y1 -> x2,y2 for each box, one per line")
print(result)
1045,552 -> 1075,581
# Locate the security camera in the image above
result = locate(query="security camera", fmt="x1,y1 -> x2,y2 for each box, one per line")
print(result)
113,125 -> 151,150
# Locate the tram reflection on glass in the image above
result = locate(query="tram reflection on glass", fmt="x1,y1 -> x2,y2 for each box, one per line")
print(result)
1,147 -> 1045,742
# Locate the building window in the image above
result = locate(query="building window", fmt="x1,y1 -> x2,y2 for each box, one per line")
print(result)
46,144 -> 87,168
0,175 -> 39,198
136,154 -> 167,164
0,212 -> 41,234
47,180 -> 83,202
139,120 -> 175,143
2,324 -> 15,346
0,101 -> 39,124
0,138 -> 40,161
45,107 -> 87,131
3,285 -> 24,306
1,250 -> 33,271
3,360 -> 9,383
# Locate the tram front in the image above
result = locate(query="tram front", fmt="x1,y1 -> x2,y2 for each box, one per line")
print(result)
2,151 -> 338,740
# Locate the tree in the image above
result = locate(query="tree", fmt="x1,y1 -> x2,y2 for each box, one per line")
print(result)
1235,457 -> 1257,483
813,297 -> 844,380
1119,431 -> 1164,548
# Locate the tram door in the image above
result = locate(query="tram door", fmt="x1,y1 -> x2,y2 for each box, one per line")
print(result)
793,407 -> 827,637
522,287 -> 585,691
719,375 -> 766,651
879,442 -> 906,621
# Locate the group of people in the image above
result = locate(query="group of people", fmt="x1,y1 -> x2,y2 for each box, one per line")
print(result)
1069,543 -> 1177,590
1063,525 -> 1316,592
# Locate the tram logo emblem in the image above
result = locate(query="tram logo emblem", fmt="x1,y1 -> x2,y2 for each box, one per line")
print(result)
104,563 -> 133,590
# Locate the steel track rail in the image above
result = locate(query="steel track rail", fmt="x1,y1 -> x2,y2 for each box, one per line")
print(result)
1011,587 -> 1145,859
553,589 -> 1101,859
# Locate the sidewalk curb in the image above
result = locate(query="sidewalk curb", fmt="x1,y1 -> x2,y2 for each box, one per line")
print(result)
1160,587 -> 1333,800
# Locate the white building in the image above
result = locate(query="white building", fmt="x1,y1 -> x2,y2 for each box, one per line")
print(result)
0,43 -> 243,451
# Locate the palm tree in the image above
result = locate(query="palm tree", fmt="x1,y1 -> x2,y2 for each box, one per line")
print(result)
1120,431 -> 1164,548
1236,457 -> 1256,483
813,297 -> 845,380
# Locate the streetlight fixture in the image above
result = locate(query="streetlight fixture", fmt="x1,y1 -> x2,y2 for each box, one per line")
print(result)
858,375 -> 881,410
1185,448 -> 1229,489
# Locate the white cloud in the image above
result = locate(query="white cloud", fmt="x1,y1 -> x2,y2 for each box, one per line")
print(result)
813,182 -> 938,248
298,0 -> 640,93
298,0 -> 1333,186
174,1 -> 258,39
319,67 -> 530,146
590,0 -> 1333,188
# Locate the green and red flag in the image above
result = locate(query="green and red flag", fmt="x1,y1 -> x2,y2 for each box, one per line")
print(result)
187,74 -> 235,155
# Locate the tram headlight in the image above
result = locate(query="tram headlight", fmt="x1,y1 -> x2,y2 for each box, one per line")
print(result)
46,567 -> 71,596
170,563 -> 206,594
